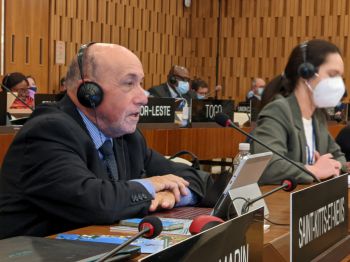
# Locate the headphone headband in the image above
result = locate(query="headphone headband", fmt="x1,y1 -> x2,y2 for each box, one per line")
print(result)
77,42 -> 96,81
298,41 -> 316,79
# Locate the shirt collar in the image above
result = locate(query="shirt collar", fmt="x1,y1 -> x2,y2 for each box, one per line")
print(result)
77,108 -> 111,150
167,83 -> 180,98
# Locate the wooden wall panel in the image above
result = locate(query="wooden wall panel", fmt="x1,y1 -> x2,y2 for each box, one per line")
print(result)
217,0 -> 350,101
4,0 -> 49,92
3,0 -> 350,101
47,0 -> 193,93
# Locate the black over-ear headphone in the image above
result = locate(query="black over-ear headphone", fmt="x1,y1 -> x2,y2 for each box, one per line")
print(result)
297,41 -> 316,79
168,75 -> 178,85
77,42 -> 104,108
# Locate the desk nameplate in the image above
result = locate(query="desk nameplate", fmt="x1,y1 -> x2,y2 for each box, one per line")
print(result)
291,175 -> 349,262
141,207 -> 264,262
191,99 -> 234,122
139,98 -> 175,123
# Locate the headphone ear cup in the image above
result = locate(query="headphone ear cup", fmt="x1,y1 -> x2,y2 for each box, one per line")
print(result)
168,76 -> 177,85
298,62 -> 316,79
77,81 -> 103,108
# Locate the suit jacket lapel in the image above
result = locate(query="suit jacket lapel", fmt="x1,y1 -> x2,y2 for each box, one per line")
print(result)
287,94 -> 307,164
58,95 -> 113,178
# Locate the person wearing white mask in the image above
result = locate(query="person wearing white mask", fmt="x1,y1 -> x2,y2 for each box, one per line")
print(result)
246,78 -> 266,101
251,39 -> 347,185
148,65 -> 197,103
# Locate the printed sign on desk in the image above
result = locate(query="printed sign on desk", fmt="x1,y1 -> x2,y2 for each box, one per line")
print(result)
191,99 -> 234,122
139,97 -> 175,123
141,207 -> 264,262
291,175 -> 348,262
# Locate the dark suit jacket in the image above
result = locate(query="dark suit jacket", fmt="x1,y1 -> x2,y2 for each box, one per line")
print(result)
0,95 -> 209,238
148,82 -> 197,104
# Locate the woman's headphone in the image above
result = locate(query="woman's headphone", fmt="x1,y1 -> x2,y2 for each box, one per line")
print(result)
297,41 -> 316,79
76,42 -> 104,108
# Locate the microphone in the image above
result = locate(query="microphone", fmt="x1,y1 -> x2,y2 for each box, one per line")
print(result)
206,85 -> 222,98
96,216 -> 163,262
241,177 -> 297,214
214,113 -> 321,183
1,83 -> 34,111
189,215 -> 224,235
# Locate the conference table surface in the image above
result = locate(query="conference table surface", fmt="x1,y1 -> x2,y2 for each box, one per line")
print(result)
58,185 -> 350,261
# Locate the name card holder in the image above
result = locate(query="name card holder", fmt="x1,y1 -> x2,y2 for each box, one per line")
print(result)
141,207 -> 264,262
291,175 -> 350,262
191,99 -> 234,123
139,98 -> 175,124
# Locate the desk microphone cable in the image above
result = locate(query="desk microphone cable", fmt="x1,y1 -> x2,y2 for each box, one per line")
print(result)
227,197 -> 289,226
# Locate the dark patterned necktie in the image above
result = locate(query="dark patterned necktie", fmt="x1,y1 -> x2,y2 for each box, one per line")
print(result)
99,140 -> 119,180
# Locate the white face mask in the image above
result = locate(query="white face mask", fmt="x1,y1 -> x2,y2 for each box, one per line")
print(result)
311,76 -> 345,108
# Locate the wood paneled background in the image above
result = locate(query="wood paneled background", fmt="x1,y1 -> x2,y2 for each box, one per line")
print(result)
3,0 -> 350,101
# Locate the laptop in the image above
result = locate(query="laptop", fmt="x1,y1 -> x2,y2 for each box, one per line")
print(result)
210,151 -> 273,220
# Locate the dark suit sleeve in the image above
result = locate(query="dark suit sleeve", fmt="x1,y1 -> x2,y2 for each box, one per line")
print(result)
13,115 -> 152,225
133,130 -> 216,205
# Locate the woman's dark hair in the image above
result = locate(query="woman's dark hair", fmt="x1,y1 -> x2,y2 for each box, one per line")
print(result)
260,39 -> 341,109
191,77 -> 208,91
1,72 -> 28,91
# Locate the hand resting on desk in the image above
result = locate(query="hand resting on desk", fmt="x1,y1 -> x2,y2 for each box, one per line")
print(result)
149,191 -> 176,212
145,174 -> 189,202
305,152 -> 342,180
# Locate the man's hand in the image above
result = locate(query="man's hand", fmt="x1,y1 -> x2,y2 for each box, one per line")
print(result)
145,175 -> 189,202
149,191 -> 176,212
306,153 -> 341,180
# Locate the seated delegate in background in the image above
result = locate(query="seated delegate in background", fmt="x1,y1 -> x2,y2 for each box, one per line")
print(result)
148,65 -> 197,103
0,43 -> 216,239
333,91 -> 347,122
251,39 -> 346,184
246,78 -> 266,121
336,125 -> 350,161
191,78 -> 222,99
1,72 -> 34,109
246,77 -> 265,101
26,75 -> 38,100
191,77 -> 209,99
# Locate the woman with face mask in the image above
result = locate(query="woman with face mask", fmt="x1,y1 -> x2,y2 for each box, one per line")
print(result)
251,39 -> 346,185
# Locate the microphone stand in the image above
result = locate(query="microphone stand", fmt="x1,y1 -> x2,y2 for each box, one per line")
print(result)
225,119 -> 321,183
95,228 -> 149,262
241,184 -> 287,214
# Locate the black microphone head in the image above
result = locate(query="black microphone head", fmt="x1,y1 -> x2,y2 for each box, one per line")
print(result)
282,177 -> 298,192
138,216 -> 163,239
214,113 -> 230,127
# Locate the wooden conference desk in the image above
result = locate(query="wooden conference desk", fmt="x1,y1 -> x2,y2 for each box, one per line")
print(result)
60,186 -> 350,261
0,123 -> 346,166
